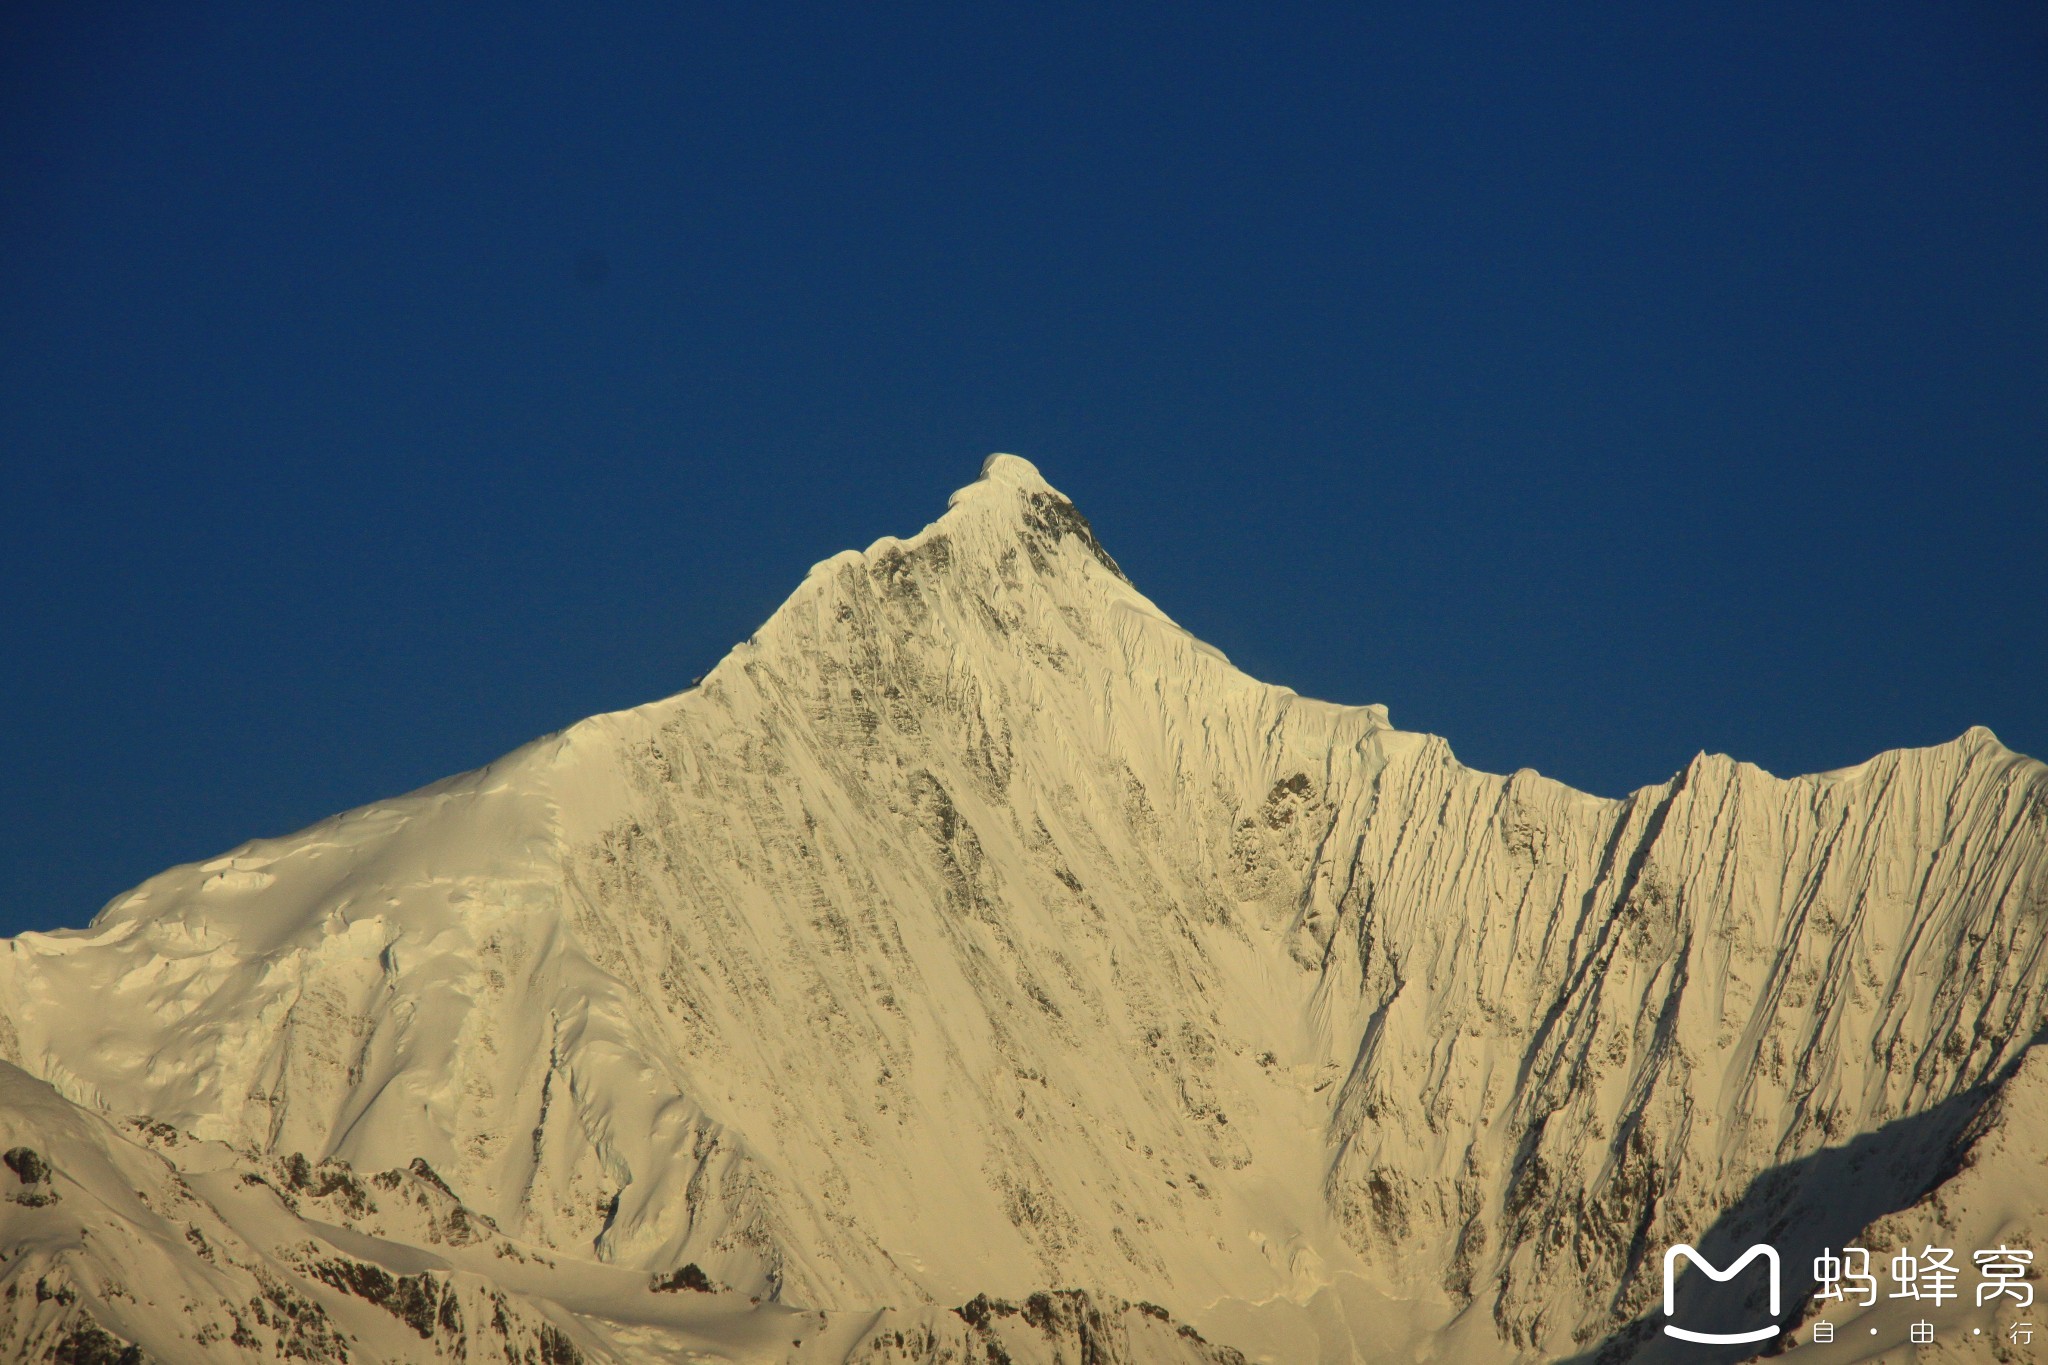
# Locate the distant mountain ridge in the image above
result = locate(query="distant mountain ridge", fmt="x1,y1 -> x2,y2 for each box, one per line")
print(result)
3,455 -> 2044,1363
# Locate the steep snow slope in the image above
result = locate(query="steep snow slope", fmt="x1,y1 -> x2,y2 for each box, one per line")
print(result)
0,1058 -> 609,1364
1625,1040 -> 2048,1365
2,456 -> 2044,1363
0,1061 -> 1236,1365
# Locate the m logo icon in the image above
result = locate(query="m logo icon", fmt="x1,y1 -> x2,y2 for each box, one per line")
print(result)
1663,1244 -> 1782,1345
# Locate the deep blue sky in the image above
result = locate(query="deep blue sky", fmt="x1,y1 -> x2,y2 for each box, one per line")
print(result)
3,3 -> 2044,936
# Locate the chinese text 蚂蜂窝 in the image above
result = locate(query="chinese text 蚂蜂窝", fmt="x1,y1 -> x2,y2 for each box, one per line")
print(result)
1810,1245 -> 2034,1309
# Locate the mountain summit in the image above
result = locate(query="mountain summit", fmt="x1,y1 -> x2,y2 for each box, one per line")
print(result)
3,460 -> 2045,1364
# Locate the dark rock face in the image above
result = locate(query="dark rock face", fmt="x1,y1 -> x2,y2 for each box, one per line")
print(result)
48,1319 -> 144,1365
3,1145 -> 58,1207
943,1290 -> 1248,1365
1019,491 -> 1128,583
650,1262 -> 718,1293
305,1258 -> 450,1339
3,1148 -> 51,1186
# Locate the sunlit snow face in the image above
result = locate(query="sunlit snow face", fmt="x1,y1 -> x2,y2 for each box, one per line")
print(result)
3,458 -> 2045,1365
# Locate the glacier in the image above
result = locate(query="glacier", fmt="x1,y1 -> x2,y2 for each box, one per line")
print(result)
2,454 -> 2044,1363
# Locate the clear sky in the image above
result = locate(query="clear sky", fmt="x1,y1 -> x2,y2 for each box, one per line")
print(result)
3,3 -> 2044,937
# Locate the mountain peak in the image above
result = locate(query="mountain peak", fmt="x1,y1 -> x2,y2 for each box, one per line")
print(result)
969,455 -> 1129,585
944,450 -> 1055,515
5,457 -> 2046,1365
978,450 -> 1048,485
971,450 -> 1049,491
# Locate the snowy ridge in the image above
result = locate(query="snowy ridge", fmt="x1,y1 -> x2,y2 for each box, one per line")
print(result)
2,455 -> 2044,1363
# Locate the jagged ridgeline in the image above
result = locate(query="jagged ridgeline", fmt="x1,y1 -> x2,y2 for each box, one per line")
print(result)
2,455 -> 2044,1364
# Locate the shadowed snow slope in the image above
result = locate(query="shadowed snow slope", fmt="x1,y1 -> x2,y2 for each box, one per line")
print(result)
3,456 -> 2044,1363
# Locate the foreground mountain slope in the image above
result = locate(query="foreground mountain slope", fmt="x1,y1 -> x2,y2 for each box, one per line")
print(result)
3,456 -> 2044,1362
0,1061 -> 1236,1365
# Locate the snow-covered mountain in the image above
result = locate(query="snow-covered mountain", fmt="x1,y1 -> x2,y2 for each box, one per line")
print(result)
3,455 -> 2044,1363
